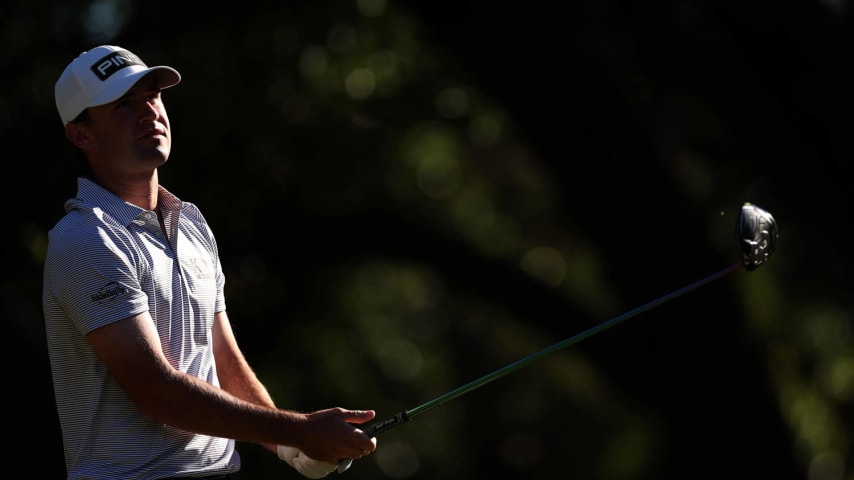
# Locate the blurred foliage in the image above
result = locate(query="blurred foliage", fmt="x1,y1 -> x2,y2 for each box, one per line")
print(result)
5,0 -> 854,479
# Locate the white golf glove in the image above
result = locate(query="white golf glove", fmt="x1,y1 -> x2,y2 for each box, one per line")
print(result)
278,445 -> 338,479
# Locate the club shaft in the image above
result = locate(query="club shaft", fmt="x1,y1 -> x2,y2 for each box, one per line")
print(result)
339,263 -> 745,472
341,203 -> 776,473
403,262 -> 743,420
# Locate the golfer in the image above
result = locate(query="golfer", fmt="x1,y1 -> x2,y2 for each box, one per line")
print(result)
42,45 -> 377,480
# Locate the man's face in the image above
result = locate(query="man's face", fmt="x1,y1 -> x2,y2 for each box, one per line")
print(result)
82,74 -> 172,174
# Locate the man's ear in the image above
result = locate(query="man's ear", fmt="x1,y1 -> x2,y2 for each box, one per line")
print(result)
65,122 -> 95,151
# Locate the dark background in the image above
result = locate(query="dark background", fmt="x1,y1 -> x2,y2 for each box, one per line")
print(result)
5,0 -> 852,478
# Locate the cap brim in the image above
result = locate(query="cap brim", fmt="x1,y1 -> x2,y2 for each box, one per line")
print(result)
87,65 -> 181,111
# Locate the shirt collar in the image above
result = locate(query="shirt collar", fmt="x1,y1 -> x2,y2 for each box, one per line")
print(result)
66,177 -> 183,227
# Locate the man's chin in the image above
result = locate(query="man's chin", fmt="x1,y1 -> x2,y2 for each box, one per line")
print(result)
138,148 -> 170,166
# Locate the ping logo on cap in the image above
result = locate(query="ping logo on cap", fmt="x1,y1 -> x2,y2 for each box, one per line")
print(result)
90,49 -> 146,81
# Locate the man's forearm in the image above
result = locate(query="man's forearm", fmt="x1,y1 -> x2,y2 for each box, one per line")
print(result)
140,366 -> 305,447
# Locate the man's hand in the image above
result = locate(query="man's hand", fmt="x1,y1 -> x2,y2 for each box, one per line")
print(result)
278,445 -> 338,479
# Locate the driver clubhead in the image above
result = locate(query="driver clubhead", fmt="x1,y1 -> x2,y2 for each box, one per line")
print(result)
738,203 -> 778,271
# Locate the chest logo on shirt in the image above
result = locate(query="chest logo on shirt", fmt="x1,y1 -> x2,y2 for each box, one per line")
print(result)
185,256 -> 215,280
90,281 -> 129,304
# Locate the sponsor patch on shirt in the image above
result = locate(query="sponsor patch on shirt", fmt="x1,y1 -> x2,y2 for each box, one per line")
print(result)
90,281 -> 128,304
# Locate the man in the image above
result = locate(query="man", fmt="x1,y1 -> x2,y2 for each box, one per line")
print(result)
43,45 -> 376,480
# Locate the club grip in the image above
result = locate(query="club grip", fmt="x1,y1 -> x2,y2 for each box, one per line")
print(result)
362,410 -> 410,437
337,411 -> 410,474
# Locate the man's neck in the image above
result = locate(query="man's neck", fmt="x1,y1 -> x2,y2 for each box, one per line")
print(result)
92,169 -> 160,211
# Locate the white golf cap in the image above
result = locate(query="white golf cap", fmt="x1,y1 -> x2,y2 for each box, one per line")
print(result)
55,45 -> 181,125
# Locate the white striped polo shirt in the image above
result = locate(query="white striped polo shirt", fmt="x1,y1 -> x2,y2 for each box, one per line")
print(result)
43,177 -> 240,479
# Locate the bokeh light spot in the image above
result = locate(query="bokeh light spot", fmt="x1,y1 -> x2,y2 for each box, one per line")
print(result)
345,68 -> 376,99
378,337 -> 423,381
436,87 -> 470,119
520,246 -> 566,287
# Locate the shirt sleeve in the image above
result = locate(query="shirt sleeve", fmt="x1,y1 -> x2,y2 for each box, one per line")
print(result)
44,213 -> 150,335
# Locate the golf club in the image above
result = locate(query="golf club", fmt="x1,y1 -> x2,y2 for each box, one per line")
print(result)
338,202 -> 778,473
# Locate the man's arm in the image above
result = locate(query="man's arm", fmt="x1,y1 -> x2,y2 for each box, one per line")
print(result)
86,311 -> 376,464
212,310 -> 280,453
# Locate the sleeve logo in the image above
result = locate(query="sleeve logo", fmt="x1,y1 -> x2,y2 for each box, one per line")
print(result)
90,281 -> 129,304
